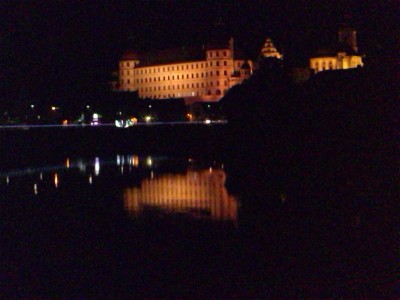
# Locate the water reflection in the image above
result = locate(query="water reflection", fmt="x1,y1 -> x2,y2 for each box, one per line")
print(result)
0,154 -> 238,224
124,169 -> 237,222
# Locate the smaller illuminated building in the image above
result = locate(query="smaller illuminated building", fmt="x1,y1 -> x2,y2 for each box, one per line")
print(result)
310,25 -> 364,74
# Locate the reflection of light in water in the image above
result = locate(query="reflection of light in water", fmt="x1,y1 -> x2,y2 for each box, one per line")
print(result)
117,155 -> 121,166
124,169 -> 237,222
209,167 -> 213,173
132,155 -> 139,167
6,176 -> 9,185
39,172 -> 43,180
280,192 -> 286,203
54,173 -> 59,188
151,171 -> 154,179
146,157 -> 152,167
65,158 -> 70,168
34,183 -> 38,195
78,160 -> 86,173
94,157 -> 100,176
88,175 -> 93,184
120,166 -> 124,174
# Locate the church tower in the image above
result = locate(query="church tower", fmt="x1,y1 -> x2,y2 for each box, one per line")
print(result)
338,26 -> 358,53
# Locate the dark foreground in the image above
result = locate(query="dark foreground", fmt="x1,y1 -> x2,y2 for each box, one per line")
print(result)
0,125 -> 397,298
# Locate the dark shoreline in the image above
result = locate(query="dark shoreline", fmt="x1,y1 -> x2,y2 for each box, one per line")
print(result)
0,124 -> 228,165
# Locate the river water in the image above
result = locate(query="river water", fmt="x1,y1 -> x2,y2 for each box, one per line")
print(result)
1,152 -> 395,297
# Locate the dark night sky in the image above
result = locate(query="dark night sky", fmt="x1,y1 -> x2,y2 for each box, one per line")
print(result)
0,0 -> 398,105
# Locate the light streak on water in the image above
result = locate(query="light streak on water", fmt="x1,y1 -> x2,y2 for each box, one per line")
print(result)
0,120 -> 227,130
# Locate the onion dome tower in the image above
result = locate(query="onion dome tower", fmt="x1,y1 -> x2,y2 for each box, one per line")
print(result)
260,38 -> 283,59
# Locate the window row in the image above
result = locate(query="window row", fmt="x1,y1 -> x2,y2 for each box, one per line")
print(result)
122,61 -> 230,72
141,89 -> 225,98
127,80 -> 229,91
314,60 -> 335,71
122,69 -> 230,79
208,51 -> 228,58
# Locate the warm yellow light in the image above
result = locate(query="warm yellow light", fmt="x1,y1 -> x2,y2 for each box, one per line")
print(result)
132,155 -> 139,167
54,173 -> 59,188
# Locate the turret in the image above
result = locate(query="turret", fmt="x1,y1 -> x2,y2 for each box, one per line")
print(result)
260,38 -> 283,59
338,26 -> 358,53
119,50 -> 140,91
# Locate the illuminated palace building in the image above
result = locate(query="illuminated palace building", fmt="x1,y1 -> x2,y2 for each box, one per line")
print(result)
118,37 -> 282,102
117,25 -> 363,102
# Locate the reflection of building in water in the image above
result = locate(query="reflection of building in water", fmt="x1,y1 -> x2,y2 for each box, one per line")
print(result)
124,169 -> 237,222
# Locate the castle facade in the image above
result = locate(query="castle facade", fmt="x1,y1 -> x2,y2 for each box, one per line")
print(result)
117,38 -> 281,103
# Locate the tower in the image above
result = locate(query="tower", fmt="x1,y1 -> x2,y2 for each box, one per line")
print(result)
260,38 -> 283,59
338,26 -> 358,53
